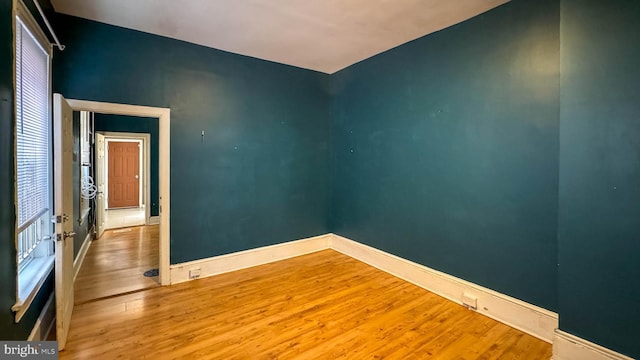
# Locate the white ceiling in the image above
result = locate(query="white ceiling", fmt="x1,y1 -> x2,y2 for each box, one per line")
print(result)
51,0 -> 509,74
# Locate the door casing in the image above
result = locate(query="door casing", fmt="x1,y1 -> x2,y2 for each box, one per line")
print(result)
95,133 -> 106,239
99,133 -> 151,226
65,99 -> 170,286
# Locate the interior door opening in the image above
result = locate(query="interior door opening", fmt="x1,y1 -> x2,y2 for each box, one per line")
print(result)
63,99 -> 170,290
97,132 -> 152,231
73,117 -> 160,304
53,97 -> 171,350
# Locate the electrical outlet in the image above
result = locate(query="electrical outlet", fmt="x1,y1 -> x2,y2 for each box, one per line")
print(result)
462,292 -> 478,310
189,268 -> 201,279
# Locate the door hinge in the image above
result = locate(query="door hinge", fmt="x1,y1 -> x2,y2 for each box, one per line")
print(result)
52,214 -> 69,223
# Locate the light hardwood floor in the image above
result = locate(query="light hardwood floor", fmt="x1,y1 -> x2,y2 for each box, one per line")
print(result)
61,249 -> 551,359
74,225 -> 159,304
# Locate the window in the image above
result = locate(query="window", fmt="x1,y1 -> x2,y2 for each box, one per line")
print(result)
13,1 -> 54,322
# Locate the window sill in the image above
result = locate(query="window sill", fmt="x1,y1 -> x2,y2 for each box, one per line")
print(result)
12,255 -> 55,323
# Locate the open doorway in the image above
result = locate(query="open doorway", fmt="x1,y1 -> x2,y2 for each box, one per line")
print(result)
98,132 -> 152,232
65,99 -> 170,290
75,111 -> 160,304
51,96 -> 170,348
74,113 -> 161,304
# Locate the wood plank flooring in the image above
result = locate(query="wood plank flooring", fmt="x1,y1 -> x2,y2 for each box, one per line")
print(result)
74,225 -> 159,304
61,249 -> 551,359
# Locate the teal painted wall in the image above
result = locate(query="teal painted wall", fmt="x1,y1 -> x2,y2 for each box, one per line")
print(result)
331,0 -> 560,311
2,1 -> 637,355
53,14 -> 332,264
0,0 -> 55,340
559,0 -> 640,357
94,114 -> 160,217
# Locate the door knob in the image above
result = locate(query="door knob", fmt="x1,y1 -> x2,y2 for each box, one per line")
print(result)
63,231 -> 76,239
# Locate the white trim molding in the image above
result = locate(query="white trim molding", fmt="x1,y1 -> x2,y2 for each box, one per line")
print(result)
151,232 -> 638,356
170,234 -> 331,284
329,234 -> 559,343
553,330 -> 634,360
101,132 -> 151,222
27,292 -> 55,341
168,232 -> 558,344
13,258 -> 54,323
149,216 -> 160,225
73,231 -> 93,283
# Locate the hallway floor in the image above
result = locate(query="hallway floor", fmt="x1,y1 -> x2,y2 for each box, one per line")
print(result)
104,207 -> 146,229
74,225 -> 159,305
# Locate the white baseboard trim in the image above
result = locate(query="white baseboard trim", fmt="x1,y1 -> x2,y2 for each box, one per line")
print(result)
170,234 -> 332,284
169,233 -> 634,357
73,231 -> 93,283
168,232 -> 560,344
27,292 -> 55,341
552,330 -> 633,360
148,216 -> 160,225
329,234 -> 559,343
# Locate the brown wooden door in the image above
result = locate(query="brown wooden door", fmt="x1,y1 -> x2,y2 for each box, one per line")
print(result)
108,141 -> 140,209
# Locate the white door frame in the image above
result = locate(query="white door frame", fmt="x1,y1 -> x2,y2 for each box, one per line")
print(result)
101,133 -> 151,225
66,99 -> 170,286
95,133 -> 106,239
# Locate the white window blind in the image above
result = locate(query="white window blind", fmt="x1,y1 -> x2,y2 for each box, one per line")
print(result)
13,2 -> 55,323
16,17 -> 51,233
16,19 -> 50,232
